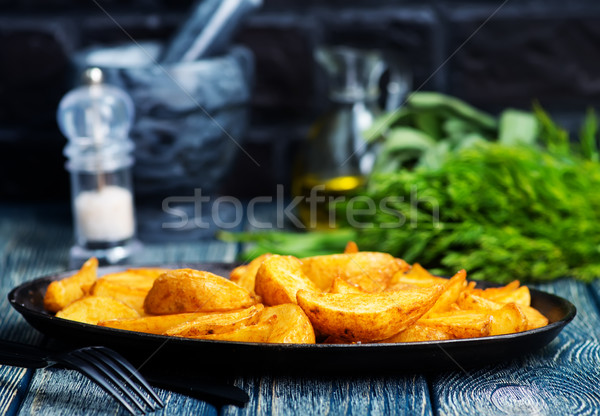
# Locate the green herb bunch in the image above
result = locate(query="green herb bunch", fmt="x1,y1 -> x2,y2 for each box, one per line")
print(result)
353,141 -> 600,282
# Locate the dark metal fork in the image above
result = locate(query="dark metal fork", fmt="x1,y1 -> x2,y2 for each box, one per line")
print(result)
0,339 -> 164,415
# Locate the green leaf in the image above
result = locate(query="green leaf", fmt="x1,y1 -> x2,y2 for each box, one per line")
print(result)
413,111 -> 442,141
533,101 -> 570,155
407,92 -> 497,131
579,107 -> 599,162
372,127 -> 437,174
498,109 -> 539,146
363,107 -> 411,142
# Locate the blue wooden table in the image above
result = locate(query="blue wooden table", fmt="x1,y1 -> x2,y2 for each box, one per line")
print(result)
1,204 -> 600,415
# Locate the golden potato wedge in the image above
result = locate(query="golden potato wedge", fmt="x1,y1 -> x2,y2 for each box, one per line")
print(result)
518,305 -> 548,330
448,287 -> 545,332
229,254 -> 272,294
388,263 -> 447,288
384,282 -> 420,292
448,303 -> 461,311
296,284 -> 445,342
187,307 -> 280,342
382,323 -> 453,343
91,270 -> 162,315
191,323 -> 275,342
469,280 -> 520,299
99,312 -> 213,334
144,269 -> 256,314
263,304 -> 316,343
418,311 -> 492,339
423,270 -> 467,317
44,257 -> 98,312
301,252 -> 409,292
229,264 -> 248,283
56,295 -> 139,324
186,304 -> 315,344
492,286 -> 531,307
464,281 -> 477,292
165,304 -> 264,337
322,335 -> 352,344
254,255 -> 318,306
328,277 -> 365,294
457,291 -> 503,311
344,241 -> 359,254
489,303 -> 528,335
125,268 -> 172,279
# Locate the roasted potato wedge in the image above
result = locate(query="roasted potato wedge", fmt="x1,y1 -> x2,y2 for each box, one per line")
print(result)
56,295 -> 139,324
254,255 -> 318,306
458,288 -> 546,332
91,269 -> 165,315
125,268 -> 172,279
99,312 -> 213,334
457,291 -> 503,311
418,311 -> 492,339
519,304 -> 549,330
229,264 -> 248,283
467,280 -> 518,297
185,304 -> 315,344
296,284 -> 445,342
488,303 -> 528,335
467,281 -> 530,307
322,335 -> 352,344
165,305 -> 264,337
344,241 -> 359,254
263,304 -> 316,343
144,269 -> 256,314
388,263 -> 448,288
44,257 -> 98,312
492,286 -> 531,307
301,252 -> 409,292
189,316 -> 277,342
229,253 -> 272,294
382,323 -> 453,343
423,270 -> 467,317
328,277 -> 365,294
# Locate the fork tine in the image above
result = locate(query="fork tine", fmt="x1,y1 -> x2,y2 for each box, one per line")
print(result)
91,347 -> 164,408
83,348 -> 162,411
60,354 -> 138,415
70,350 -> 149,414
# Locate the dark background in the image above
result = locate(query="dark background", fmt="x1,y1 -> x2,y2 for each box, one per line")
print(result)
2,0 -> 600,202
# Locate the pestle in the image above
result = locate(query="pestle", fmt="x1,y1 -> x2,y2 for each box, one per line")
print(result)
159,0 -> 262,64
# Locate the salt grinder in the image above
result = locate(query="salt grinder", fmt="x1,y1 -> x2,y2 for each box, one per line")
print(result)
58,68 -> 141,267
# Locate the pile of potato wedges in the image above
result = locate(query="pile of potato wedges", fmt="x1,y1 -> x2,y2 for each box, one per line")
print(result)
44,243 -> 548,344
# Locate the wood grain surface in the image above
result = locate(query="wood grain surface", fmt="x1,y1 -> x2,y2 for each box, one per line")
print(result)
1,204 -> 600,416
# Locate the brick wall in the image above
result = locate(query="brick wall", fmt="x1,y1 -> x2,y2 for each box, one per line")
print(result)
2,0 -> 600,201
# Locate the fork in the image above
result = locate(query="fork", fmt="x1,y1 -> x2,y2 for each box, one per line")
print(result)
0,339 -> 164,415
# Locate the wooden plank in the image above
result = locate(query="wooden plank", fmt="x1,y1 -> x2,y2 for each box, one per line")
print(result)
221,375 -> 432,416
587,279 -> 600,327
0,208 -> 72,416
134,240 -> 236,265
429,279 -> 600,416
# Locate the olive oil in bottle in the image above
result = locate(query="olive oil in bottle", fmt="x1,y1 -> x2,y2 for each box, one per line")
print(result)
294,173 -> 365,229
